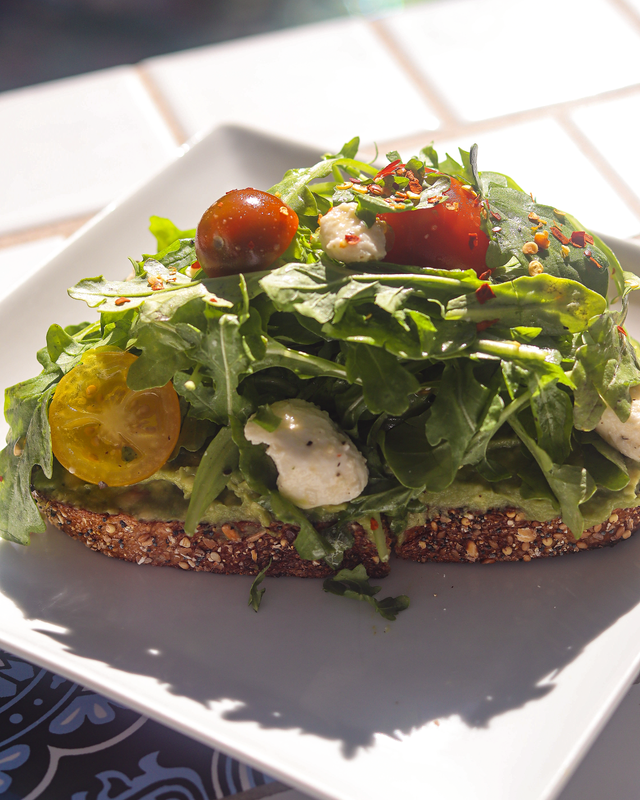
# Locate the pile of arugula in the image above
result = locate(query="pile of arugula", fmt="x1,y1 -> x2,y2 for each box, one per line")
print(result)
2,138 -> 640,618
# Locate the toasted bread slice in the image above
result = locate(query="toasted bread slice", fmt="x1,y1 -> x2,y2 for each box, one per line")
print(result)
394,506 -> 640,563
32,489 -> 391,578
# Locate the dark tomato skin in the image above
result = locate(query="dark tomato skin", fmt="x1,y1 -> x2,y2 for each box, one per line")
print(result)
195,188 -> 299,277
380,176 -> 489,275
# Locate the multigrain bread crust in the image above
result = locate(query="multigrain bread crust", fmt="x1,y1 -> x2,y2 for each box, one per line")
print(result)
396,506 -> 640,563
32,489 -> 391,578
32,488 -> 640,573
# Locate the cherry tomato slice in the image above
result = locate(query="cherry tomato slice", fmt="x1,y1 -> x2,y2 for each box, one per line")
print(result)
380,176 -> 489,274
195,188 -> 298,277
49,350 -> 181,487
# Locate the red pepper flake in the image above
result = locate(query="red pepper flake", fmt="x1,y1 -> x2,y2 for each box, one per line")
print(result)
374,159 -> 402,180
207,296 -> 218,303
475,283 -> 496,304
468,232 -> 479,250
489,209 -> 502,221
344,233 -> 360,243
370,517 -> 379,531
617,325 -> 627,336
550,225 -> 570,245
191,260 -> 201,271
585,233 -> 594,245
367,184 -> 384,196
584,248 -> 592,257
0,476 -> 3,482
588,255 -> 604,269
114,297 -> 130,306
571,230 -> 587,247
476,319 -> 499,332
478,269 -> 493,280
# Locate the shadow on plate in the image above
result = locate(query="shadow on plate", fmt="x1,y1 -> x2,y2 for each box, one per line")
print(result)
2,524 -> 640,757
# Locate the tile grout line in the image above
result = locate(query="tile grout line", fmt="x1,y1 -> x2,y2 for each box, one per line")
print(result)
607,0 -> 640,34
0,215 -> 94,252
555,111 -> 640,228
135,64 -> 189,146
368,18 -> 462,130
357,81 -> 640,161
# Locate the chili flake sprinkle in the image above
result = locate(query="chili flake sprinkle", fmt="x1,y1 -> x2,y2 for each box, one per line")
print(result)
370,518 -> 379,531
618,325 -> 627,336
550,225 -> 570,245
476,318 -> 499,332
571,230 -> 587,247
115,297 -> 131,306
476,283 -> 496,304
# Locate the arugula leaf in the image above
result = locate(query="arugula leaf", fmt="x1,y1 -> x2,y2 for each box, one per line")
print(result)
572,313 -> 640,425
68,273 -> 200,312
184,426 -> 239,536
426,361 -> 501,475
445,274 -> 606,334
251,404 -> 282,432
228,419 -> 336,563
481,187 -> 611,297
269,145 -> 377,219
574,430 -> 630,491
248,559 -> 272,612
345,343 -> 419,416
193,314 -> 254,423
148,216 -> 196,252
509,414 -> 595,537
0,385 -> 55,544
529,380 -> 573,464
323,564 -> 409,621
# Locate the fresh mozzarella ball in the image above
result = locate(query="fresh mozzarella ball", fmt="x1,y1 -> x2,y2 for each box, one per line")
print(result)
244,398 -> 369,509
318,202 -> 387,263
596,385 -> 640,460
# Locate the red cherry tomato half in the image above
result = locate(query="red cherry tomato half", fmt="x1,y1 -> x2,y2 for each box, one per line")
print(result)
195,188 -> 299,277
380,176 -> 489,275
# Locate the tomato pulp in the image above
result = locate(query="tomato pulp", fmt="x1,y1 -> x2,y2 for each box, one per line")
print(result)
380,175 -> 490,275
49,350 -> 181,486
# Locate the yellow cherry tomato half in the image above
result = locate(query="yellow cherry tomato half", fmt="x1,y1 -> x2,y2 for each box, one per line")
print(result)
49,350 -> 181,487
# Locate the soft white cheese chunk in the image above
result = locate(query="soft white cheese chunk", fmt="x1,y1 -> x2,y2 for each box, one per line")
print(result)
318,202 -> 387,263
244,399 -> 369,509
596,385 -> 640,460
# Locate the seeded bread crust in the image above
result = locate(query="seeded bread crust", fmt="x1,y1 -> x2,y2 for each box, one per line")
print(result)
395,506 -> 640,564
32,489 -> 391,578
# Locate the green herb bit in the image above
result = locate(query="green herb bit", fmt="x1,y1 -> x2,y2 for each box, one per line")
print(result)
248,559 -> 272,612
323,564 -> 409,621
252,404 -> 282,433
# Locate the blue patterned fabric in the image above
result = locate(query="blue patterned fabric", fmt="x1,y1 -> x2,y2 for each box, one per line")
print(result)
0,648 -> 276,799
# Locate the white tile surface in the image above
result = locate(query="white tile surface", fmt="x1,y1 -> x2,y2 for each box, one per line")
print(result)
143,17 -> 440,152
0,236 -> 65,299
0,67 -> 178,236
382,0 -> 640,122
571,92 -> 640,206
430,117 -> 640,238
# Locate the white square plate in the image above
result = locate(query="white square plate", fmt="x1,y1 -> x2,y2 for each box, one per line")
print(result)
2,125 -> 640,800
